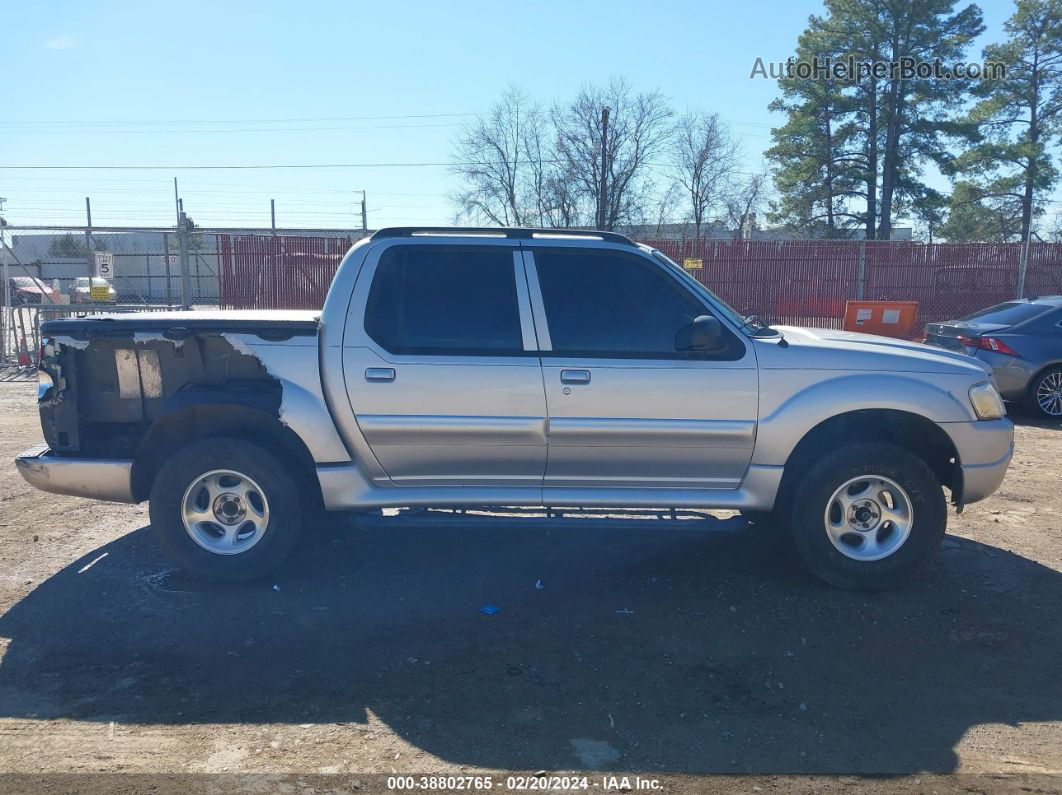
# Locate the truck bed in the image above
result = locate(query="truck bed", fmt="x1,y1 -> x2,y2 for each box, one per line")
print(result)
39,310 -> 320,460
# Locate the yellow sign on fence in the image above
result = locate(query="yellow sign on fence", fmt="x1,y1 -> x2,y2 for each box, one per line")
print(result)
90,285 -> 110,302
683,257 -> 703,270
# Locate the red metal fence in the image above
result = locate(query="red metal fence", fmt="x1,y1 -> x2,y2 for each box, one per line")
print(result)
218,234 -> 355,310
219,234 -> 1062,331
652,240 -> 1062,331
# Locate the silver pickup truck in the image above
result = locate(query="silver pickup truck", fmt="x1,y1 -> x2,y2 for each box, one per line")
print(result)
16,227 -> 1014,589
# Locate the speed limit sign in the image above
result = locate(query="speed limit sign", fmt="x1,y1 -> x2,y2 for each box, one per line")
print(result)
94,251 -> 114,279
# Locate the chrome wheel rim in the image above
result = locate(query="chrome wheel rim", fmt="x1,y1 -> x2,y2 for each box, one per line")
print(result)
1036,372 -> 1062,417
824,475 -> 914,562
181,469 -> 269,555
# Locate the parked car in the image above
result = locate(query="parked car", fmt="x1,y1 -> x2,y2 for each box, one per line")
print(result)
16,227 -> 1013,590
70,276 -> 117,304
925,296 -> 1062,419
8,276 -> 58,305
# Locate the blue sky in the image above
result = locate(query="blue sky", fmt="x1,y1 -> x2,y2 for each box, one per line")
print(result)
1,0 -> 1020,230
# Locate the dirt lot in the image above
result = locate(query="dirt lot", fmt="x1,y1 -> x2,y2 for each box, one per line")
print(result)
0,378 -> 1059,793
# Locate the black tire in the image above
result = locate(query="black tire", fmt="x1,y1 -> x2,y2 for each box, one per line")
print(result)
789,442 -> 946,590
1025,366 -> 1062,420
148,437 -> 303,582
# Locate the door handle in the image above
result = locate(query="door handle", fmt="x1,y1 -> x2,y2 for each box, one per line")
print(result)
560,369 -> 591,385
365,367 -> 396,382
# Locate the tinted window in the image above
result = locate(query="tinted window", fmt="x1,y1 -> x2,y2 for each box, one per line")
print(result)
534,250 -> 722,357
365,246 -> 523,355
963,301 -> 1053,325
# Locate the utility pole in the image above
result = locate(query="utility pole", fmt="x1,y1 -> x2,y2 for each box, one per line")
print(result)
84,197 -> 94,279
0,197 -> 8,360
361,191 -> 367,232
596,106 -> 610,231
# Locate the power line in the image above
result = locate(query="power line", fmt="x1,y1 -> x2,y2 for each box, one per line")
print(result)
0,112 -> 478,126
1,122 -> 464,136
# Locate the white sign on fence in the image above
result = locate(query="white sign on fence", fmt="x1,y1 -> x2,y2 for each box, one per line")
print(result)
94,251 -> 114,279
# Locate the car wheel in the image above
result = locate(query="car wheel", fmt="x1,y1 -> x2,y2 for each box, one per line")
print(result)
1026,366 -> 1062,420
149,437 -> 303,582
789,442 -> 946,590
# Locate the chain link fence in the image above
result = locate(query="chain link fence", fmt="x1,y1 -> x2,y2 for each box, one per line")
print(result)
0,223 -> 368,363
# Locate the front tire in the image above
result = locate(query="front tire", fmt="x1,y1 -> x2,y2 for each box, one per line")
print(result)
149,438 -> 303,582
789,442 -> 946,590
1026,366 -> 1062,420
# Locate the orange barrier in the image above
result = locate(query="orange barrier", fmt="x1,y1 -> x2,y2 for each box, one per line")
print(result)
843,300 -> 920,340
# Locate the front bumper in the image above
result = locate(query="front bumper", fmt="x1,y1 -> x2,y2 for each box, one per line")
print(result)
15,444 -> 136,503
940,418 -> 1015,505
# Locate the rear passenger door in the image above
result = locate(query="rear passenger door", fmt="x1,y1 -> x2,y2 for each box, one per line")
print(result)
342,240 -> 548,487
525,246 -> 758,489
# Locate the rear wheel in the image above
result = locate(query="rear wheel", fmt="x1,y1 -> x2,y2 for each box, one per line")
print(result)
789,442 -> 946,590
149,438 -> 303,582
1026,366 -> 1062,420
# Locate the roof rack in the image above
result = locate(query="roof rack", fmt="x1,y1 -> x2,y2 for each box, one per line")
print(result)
370,226 -> 638,247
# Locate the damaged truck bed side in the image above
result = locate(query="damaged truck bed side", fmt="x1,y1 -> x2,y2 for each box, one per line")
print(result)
16,228 -> 1013,588
25,310 -> 345,507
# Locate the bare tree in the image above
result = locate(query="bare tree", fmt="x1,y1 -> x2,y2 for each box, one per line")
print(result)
552,79 -> 674,230
672,112 -> 739,239
450,86 -> 549,226
723,173 -> 768,239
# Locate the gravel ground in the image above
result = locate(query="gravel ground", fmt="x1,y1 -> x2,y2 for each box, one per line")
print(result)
0,380 -> 1058,793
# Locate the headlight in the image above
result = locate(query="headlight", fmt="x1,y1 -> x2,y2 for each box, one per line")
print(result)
969,382 -> 1005,419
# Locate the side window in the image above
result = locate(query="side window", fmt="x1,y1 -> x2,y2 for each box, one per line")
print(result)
534,249 -> 735,358
364,246 -> 524,355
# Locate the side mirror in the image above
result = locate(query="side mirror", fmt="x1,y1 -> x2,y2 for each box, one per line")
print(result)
675,315 -> 725,352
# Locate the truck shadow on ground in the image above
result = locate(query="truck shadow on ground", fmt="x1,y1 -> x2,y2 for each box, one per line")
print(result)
0,509 -> 1059,775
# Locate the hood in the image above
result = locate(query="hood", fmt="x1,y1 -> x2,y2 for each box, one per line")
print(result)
769,325 -> 992,377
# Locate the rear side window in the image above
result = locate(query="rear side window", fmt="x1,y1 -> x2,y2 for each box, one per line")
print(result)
963,301 -> 1053,325
365,246 -> 523,355
533,249 -> 737,358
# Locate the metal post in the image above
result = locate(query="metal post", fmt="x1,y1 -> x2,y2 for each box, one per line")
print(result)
857,240 -> 866,300
178,212 -> 191,310
0,197 -> 9,360
361,191 -> 367,231
174,178 -> 180,225
84,197 -> 94,279
270,199 -> 276,234
1016,229 -> 1031,299
163,232 -> 172,303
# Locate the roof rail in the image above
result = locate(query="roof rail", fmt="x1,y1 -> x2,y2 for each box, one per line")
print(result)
370,226 -> 638,247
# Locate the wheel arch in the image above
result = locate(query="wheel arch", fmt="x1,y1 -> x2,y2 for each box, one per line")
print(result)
773,409 -> 961,513
131,393 -> 322,507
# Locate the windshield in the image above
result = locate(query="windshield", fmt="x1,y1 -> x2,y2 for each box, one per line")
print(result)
962,301 -> 1053,326
647,248 -> 756,332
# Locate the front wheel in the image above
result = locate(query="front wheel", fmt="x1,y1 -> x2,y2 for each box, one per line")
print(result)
789,442 -> 946,590
149,437 -> 303,582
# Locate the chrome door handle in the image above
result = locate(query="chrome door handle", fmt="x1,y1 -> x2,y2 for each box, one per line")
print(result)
560,369 -> 591,385
365,367 -> 396,382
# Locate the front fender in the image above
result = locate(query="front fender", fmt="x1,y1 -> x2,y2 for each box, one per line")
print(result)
751,371 -> 976,466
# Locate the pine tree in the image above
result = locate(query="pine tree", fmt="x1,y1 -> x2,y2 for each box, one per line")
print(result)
954,0 -> 1062,242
